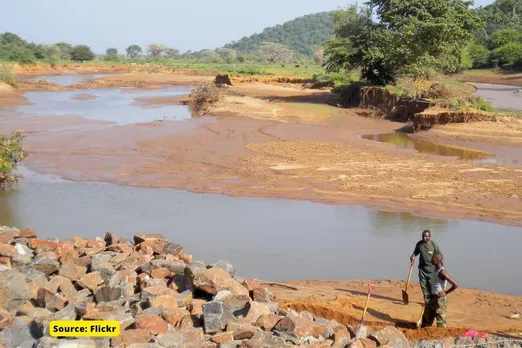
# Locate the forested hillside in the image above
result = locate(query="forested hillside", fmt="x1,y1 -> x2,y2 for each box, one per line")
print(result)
223,11 -> 335,58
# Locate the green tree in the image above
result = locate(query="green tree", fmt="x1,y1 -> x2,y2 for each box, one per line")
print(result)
126,44 -> 142,58
0,130 -> 27,189
324,0 -> 482,84
105,48 -> 119,61
55,42 -> 73,60
489,29 -> 522,49
165,48 -> 180,59
468,42 -> 491,67
491,42 -> 522,68
70,45 -> 95,62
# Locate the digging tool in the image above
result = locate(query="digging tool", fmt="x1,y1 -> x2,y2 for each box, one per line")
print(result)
402,262 -> 414,305
355,283 -> 375,338
416,304 -> 425,328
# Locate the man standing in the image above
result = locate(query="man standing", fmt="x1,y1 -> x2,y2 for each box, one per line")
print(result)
410,230 -> 441,303
421,253 -> 458,328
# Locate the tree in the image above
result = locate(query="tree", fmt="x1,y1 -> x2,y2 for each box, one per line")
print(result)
468,43 -> 491,67
216,48 -> 237,62
489,29 -> 522,49
147,44 -> 167,57
0,32 -> 26,46
126,44 -> 142,58
70,45 -> 95,62
0,130 -> 27,189
55,42 -> 73,60
256,42 -> 295,63
105,48 -> 119,61
324,1 -> 482,85
165,48 -> 180,59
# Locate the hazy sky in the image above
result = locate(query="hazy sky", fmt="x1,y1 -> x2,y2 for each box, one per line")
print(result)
2,0 -> 494,54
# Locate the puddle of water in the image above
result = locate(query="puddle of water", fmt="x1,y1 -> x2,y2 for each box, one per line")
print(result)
362,132 -> 491,161
1,167 -> 521,296
18,74 -> 113,86
473,83 -> 522,111
15,88 -> 193,125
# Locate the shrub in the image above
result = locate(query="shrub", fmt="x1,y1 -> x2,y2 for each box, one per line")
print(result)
188,82 -> 224,111
468,43 -> 491,68
491,42 -> 522,68
0,130 -> 27,189
0,65 -> 17,87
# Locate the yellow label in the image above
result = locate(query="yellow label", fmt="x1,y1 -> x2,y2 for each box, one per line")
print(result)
49,320 -> 120,337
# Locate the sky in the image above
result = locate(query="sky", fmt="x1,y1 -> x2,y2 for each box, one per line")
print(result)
2,0 -> 495,54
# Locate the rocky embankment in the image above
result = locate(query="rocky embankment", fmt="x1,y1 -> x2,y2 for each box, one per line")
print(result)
0,226 -> 521,348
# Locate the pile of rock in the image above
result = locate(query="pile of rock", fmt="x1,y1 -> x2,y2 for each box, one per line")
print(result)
0,226 -> 410,348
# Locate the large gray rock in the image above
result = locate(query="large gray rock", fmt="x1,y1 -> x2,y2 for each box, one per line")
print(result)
202,301 -> 237,334
151,259 -> 185,275
211,260 -> 237,277
164,243 -> 183,256
30,258 -> 60,276
0,269 -> 31,311
0,325 -> 40,348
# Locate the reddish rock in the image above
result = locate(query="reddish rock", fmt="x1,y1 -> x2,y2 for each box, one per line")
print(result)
151,268 -> 171,280
0,257 -> 11,269
370,326 -> 409,348
138,244 -> 154,256
55,243 -> 76,263
135,314 -> 169,335
108,243 -> 133,254
226,322 -> 258,339
133,234 -> 167,245
243,278 -> 262,292
243,302 -> 272,325
0,308 -> 12,329
37,288 -> 68,311
189,299 -> 206,319
111,329 -> 152,346
59,263 -> 87,281
78,272 -> 105,291
140,240 -> 167,254
71,236 -> 88,247
86,239 -> 105,249
162,308 -> 190,327
181,328 -> 205,345
210,332 -> 234,344
193,267 -> 249,296
46,275 -> 77,298
84,245 -> 105,256
30,239 -> 58,251
274,314 -> 326,339
75,301 -> 97,317
75,256 -> 92,268
140,285 -> 176,302
253,287 -> 272,302
0,244 -> 16,257
150,295 -> 179,309
254,313 -> 283,331
0,232 -> 17,245
19,229 -> 37,238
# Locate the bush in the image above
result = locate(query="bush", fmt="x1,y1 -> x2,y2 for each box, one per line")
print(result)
0,65 -> 17,87
468,43 -> 491,68
0,130 -> 27,189
491,42 -> 522,68
188,82 -> 224,111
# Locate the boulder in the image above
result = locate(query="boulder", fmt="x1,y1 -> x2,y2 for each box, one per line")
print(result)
0,269 -> 31,311
202,301 -> 237,334
370,326 -> 409,348
135,314 -> 169,335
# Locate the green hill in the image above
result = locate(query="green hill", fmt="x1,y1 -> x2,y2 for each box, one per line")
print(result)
223,11 -> 335,58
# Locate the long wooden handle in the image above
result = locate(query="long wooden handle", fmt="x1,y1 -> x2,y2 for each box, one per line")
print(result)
361,293 -> 371,323
405,263 -> 414,292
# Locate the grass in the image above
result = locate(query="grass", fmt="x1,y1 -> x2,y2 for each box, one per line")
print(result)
0,65 -> 17,88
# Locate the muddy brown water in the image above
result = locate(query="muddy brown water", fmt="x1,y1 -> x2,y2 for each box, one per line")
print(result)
1,167 -> 522,296
1,83 -> 522,296
18,74 -> 115,86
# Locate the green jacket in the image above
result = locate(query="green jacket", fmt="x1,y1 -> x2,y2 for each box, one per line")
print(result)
412,240 -> 441,272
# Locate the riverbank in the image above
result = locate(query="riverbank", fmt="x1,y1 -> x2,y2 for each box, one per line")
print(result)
1,226 -> 521,347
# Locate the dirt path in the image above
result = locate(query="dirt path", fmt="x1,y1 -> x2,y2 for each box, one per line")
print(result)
266,280 -> 522,341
